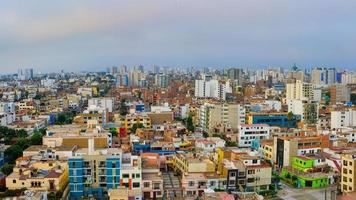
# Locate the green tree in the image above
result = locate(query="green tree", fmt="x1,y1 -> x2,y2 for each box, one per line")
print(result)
203,131 -> 209,138
30,132 -> 43,145
109,128 -> 118,137
120,99 -> 128,116
1,163 -> 14,175
186,114 -> 195,132
130,123 -> 144,133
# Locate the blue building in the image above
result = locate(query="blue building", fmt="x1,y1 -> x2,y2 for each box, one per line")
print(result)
68,154 -> 121,199
135,104 -> 145,113
248,113 -> 301,128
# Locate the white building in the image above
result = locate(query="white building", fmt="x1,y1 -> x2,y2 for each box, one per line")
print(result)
288,99 -> 319,123
331,110 -> 356,129
195,137 -> 225,151
88,97 -> 114,112
0,102 -> 16,126
237,124 -> 270,148
194,79 -> 232,101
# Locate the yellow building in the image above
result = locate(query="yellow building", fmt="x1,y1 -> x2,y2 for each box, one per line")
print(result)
6,156 -> 68,192
341,153 -> 356,193
117,113 -> 152,130
43,122 -> 111,148
172,153 -> 215,175
260,139 -> 273,163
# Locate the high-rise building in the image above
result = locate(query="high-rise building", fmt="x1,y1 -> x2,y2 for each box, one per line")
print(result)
199,103 -> 245,132
154,73 -> 168,88
227,68 -> 243,80
330,85 -> 351,105
18,68 -> 34,80
311,67 -> 336,86
119,65 -> 127,74
194,79 -> 231,101
330,109 -> 356,129
129,70 -> 145,87
286,80 -> 315,101
111,66 -> 118,75
153,65 -> 160,74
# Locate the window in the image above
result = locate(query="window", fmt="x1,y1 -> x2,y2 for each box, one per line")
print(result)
153,183 -> 160,190
144,182 -> 150,188
122,174 -> 129,178
229,180 -> 235,186
247,178 -> 254,183
13,180 -> 16,183
230,172 -> 236,177
188,181 -> 194,187
252,160 -> 257,164
210,181 -> 215,186
135,173 -> 141,179
133,182 -> 140,188
247,170 -> 255,174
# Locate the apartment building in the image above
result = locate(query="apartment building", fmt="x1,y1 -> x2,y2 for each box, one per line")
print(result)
286,80 -> 315,101
68,142 -> 122,199
331,109 -> 356,129
237,124 -> 270,148
288,99 -> 319,124
75,105 -> 108,125
172,153 -> 215,175
246,112 -> 300,128
273,135 -> 330,168
199,103 -> 245,133
330,85 -> 351,105
6,155 -> 68,192
88,97 -> 114,112
118,113 -> 152,130
341,153 -> 356,193
43,122 -> 112,148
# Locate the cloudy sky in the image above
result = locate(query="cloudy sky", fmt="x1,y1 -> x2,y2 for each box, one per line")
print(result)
0,0 -> 355,73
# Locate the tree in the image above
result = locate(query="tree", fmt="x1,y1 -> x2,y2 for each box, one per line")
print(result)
109,128 -> 118,137
287,111 -> 294,128
186,114 -> 195,132
30,132 -> 43,145
120,99 -> 128,116
203,131 -> 209,138
1,163 -> 14,175
130,123 -> 144,133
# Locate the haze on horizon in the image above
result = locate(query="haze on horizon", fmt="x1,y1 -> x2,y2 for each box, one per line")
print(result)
1,0 -> 356,73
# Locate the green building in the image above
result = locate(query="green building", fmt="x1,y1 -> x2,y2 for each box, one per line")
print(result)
280,156 -> 331,189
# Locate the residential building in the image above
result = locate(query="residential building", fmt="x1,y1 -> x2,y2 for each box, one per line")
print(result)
331,110 -> 356,129
330,85 -> 351,105
341,153 -> 356,193
172,153 -> 215,175
68,141 -> 122,199
88,97 -> 114,112
273,135 -> 330,168
246,112 -> 300,128
6,155 -> 68,192
199,103 -> 245,133
237,124 -> 270,148
43,122 -> 112,148
281,156 -> 336,188
286,80 -> 315,101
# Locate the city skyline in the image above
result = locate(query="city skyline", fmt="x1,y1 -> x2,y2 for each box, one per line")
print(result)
1,0 -> 356,72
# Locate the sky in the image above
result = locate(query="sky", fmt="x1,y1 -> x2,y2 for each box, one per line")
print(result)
0,0 -> 356,73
